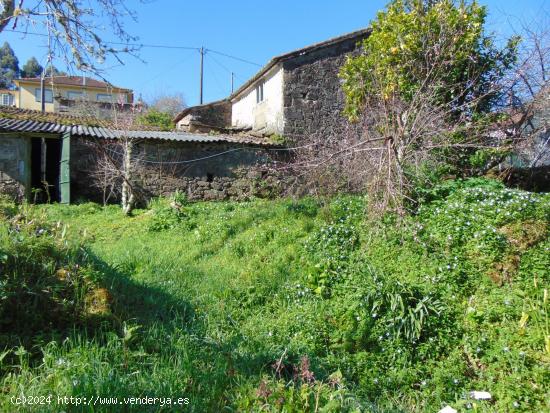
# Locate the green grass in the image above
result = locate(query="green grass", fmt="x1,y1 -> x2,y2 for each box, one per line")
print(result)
0,179 -> 548,412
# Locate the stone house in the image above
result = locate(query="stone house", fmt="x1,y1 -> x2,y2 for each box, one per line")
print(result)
0,107 -> 281,203
174,28 -> 370,141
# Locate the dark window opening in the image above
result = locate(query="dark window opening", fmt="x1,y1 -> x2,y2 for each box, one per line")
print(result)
206,173 -> 214,183
256,82 -> 264,103
30,137 -> 62,203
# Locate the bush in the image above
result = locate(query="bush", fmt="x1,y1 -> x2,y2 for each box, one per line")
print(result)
0,201 -> 110,353
147,191 -> 195,232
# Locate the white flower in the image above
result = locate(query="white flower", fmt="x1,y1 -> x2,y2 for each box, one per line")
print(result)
469,391 -> 491,400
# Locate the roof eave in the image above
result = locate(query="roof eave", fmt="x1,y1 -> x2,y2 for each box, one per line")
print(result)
229,27 -> 371,101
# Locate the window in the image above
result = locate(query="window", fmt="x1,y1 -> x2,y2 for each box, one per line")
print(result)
96,93 -> 112,102
117,93 -> 128,104
34,88 -> 53,103
1,93 -> 13,106
256,82 -> 264,103
67,91 -> 83,100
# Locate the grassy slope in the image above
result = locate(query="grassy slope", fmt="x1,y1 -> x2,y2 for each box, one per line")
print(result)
0,179 -> 548,412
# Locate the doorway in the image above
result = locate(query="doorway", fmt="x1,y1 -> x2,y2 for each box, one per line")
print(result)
30,137 -> 62,203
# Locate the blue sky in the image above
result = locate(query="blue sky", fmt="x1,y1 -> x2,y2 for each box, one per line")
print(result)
2,0 -> 548,106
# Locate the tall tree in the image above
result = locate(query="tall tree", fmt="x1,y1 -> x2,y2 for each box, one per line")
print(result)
0,41 -> 19,88
0,1 -> 139,77
21,57 -> 43,78
340,0 -> 519,120
293,0 -> 523,216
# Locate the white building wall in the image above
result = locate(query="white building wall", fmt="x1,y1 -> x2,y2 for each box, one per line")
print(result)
231,65 -> 284,134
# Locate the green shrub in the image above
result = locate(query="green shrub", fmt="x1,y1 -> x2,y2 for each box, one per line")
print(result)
147,192 -> 195,232
0,203 -> 110,356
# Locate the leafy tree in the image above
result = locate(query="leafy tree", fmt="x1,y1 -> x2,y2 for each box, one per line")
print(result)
0,41 -> 19,88
137,109 -> 174,131
327,0 -> 523,216
340,0 -> 519,120
21,57 -> 43,78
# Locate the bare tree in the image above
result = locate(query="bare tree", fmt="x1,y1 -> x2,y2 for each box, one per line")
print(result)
0,0 -> 140,76
87,110 -> 143,214
148,92 -> 187,118
504,14 -> 550,168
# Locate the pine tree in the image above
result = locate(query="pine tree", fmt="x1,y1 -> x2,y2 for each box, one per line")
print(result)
0,42 -> 19,89
21,57 -> 43,78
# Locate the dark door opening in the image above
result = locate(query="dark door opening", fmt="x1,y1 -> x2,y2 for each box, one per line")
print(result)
30,137 -> 62,203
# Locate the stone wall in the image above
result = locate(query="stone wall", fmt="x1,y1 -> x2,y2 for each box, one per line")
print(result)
176,100 -> 232,132
70,137 -> 286,203
0,135 -> 29,201
282,39 -> 364,142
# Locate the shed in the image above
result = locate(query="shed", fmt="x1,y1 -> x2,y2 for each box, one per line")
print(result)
0,108 -> 281,203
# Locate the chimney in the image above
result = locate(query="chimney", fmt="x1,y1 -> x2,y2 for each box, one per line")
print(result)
82,74 -> 86,87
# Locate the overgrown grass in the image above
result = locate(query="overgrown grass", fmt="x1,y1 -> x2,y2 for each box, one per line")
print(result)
0,179 -> 548,412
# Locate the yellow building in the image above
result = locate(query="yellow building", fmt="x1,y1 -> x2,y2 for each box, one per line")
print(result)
13,76 -> 133,112
0,89 -> 16,107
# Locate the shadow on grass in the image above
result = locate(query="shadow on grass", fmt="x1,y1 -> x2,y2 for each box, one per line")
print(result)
81,249 -> 284,408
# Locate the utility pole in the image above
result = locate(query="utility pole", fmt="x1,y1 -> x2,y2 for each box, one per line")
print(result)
231,72 -> 234,94
199,46 -> 204,105
40,70 -> 46,113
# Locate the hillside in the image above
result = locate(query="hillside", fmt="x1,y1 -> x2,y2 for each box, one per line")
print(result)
0,178 -> 548,412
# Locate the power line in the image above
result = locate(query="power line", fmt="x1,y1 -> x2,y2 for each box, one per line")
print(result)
5,29 -> 263,67
205,49 -> 262,67
5,28 -> 263,103
141,50 -> 197,87
204,54 -> 229,96
5,29 -> 200,50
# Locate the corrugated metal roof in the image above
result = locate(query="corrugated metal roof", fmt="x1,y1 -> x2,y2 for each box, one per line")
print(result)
0,117 -> 279,147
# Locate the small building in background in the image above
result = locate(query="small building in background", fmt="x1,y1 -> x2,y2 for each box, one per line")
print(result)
174,28 -> 370,141
12,76 -> 135,116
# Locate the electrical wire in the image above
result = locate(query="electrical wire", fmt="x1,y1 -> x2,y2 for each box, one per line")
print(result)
140,50 -> 197,87
204,53 -> 229,96
101,142 -> 317,165
5,29 -> 262,67
4,29 -> 200,50
205,49 -> 262,67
